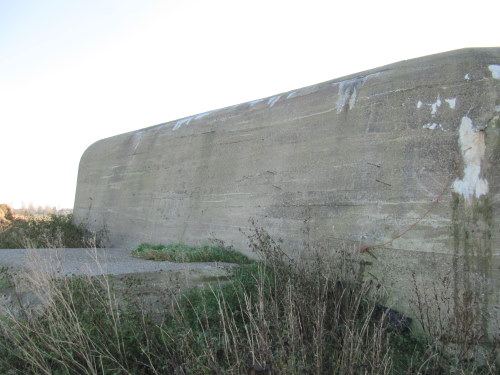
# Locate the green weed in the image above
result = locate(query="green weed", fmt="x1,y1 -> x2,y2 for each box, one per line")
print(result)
131,242 -> 251,264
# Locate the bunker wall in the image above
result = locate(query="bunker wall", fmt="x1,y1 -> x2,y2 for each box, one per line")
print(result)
75,48 -> 500,350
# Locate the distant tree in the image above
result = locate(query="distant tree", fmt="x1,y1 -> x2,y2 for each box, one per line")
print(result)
0,204 -> 14,223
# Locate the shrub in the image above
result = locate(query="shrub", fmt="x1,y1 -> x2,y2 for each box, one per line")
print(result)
0,204 -> 14,223
0,214 -> 106,249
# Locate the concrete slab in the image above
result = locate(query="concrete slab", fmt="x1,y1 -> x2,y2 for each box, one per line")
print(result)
0,248 -> 237,276
0,248 -> 237,320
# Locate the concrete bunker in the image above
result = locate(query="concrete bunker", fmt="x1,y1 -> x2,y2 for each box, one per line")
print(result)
74,48 -> 500,356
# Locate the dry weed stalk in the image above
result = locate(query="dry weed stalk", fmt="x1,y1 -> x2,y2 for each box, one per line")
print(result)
0,243 -> 137,374
409,266 -> 498,372
0,224 -> 496,374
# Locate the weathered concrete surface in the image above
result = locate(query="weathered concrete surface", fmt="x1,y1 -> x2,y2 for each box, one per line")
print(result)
74,48 -> 499,352
0,248 -> 236,276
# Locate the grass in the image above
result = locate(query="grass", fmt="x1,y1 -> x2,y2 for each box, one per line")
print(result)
0,271 -> 150,374
131,242 -> 251,264
0,225 -> 496,374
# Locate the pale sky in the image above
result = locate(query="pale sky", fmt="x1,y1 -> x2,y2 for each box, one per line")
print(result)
1,0 -> 498,209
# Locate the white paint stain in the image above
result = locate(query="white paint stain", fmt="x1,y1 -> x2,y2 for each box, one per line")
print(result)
430,96 -> 441,116
335,72 -> 381,114
417,96 -> 444,116
445,98 -> 456,109
132,131 -> 144,151
464,73 -> 470,80
173,117 -> 192,131
336,80 -> 359,113
422,123 -> 445,131
348,88 -> 357,110
452,116 -> 489,201
268,95 -> 281,107
488,65 -> 500,80
172,110 -> 213,131
249,98 -> 264,107
194,111 -> 211,120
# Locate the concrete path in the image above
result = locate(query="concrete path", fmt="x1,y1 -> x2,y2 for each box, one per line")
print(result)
0,248 -> 238,319
0,248 -> 236,276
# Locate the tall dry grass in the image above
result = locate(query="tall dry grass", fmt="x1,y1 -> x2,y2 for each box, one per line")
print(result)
0,224 -> 496,374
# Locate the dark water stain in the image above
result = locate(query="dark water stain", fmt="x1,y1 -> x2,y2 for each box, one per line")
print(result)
451,192 -> 494,340
450,114 -> 498,343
